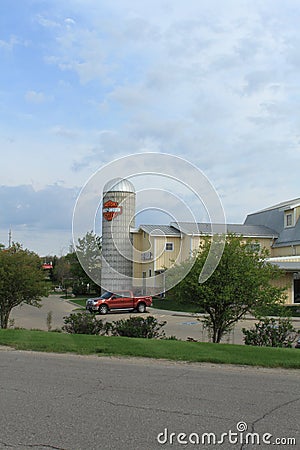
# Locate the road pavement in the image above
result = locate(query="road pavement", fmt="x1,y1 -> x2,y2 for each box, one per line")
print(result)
0,350 -> 299,450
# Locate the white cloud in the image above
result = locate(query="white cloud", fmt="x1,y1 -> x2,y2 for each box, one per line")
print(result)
0,35 -> 26,51
64,18 -> 76,26
25,90 -> 51,104
50,125 -> 79,139
36,14 -> 61,29
0,184 -> 78,231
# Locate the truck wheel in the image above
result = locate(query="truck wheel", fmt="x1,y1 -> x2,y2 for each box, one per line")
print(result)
137,302 -> 146,313
99,304 -> 108,315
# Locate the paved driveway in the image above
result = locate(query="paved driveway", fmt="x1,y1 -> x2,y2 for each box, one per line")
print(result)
10,294 -> 76,331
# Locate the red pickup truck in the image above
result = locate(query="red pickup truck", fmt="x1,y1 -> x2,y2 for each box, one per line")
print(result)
86,291 -> 152,315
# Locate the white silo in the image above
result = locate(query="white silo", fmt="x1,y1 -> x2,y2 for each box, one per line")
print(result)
101,178 -> 136,292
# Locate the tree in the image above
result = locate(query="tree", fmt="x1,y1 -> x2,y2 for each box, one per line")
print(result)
73,231 -> 101,282
67,231 -> 102,295
52,255 -> 73,292
174,235 -> 286,343
52,232 -> 102,296
0,243 -> 48,329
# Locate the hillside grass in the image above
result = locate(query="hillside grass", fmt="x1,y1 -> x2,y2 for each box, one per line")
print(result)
0,329 -> 299,368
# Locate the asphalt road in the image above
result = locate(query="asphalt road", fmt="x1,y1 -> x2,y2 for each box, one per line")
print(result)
9,294 -> 290,344
0,350 -> 299,450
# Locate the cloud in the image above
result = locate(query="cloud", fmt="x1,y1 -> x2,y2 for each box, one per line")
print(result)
36,14 -> 61,29
0,35 -> 25,51
64,18 -> 76,26
50,125 -> 79,139
2,0 -> 300,247
0,184 -> 79,231
25,90 -> 52,104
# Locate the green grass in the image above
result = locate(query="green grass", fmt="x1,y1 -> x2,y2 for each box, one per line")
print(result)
152,296 -> 204,313
70,298 -> 86,308
0,329 -> 299,368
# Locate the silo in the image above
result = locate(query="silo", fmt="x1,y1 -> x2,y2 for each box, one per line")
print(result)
101,178 -> 135,293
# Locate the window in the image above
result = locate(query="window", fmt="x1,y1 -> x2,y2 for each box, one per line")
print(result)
246,243 -> 261,253
285,213 -> 293,227
141,251 -> 152,261
165,242 -> 174,251
149,269 -> 152,277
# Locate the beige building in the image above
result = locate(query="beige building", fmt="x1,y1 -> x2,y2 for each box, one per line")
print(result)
131,198 -> 300,304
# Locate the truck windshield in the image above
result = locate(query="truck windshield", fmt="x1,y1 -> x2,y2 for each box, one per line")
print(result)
100,292 -> 113,299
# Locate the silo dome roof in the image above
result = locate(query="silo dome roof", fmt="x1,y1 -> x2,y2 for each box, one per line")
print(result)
103,177 -> 135,193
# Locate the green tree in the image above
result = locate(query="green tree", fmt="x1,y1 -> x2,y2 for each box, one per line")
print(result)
52,256 -> 73,292
0,243 -> 48,329
174,235 -> 286,343
73,231 -> 101,282
63,231 -> 102,295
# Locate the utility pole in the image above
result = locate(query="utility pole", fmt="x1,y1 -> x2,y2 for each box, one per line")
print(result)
8,229 -> 12,248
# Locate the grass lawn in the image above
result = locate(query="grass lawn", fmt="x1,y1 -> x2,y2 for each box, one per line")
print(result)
152,296 -> 204,313
0,329 -> 299,368
70,298 -> 86,308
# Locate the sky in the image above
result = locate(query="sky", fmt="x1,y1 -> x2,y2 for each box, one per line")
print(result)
1,0 -> 300,255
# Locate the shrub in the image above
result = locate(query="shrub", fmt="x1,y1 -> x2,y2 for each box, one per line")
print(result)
107,316 -> 166,339
46,311 -> 53,331
63,312 -> 106,335
242,317 -> 299,348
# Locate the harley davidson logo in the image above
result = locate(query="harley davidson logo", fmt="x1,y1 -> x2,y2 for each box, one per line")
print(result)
103,200 -> 122,221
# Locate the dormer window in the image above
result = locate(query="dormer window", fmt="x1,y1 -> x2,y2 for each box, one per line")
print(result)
284,210 -> 294,228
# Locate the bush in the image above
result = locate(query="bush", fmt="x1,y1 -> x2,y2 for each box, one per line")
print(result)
63,312 -> 106,335
242,317 -> 299,348
106,316 -> 166,339
62,313 -> 167,339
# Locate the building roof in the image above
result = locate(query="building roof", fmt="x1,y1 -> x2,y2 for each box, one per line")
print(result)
272,227 -> 300,248
170,222 -> 277,238
268,261 -> 300,271
245,197 -> 300,246
139,224 -> 181,236
249,197 -> 300,214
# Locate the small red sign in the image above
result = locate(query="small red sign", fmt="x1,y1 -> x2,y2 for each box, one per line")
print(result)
103,200 -> 122,221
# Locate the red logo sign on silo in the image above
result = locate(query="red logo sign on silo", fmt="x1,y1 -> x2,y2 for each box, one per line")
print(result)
103,200 -> 123,221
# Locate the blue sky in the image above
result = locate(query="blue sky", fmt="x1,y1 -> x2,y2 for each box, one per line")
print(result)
1,0 -> 300,255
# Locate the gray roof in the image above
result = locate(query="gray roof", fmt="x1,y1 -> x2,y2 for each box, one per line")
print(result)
245,208 -> 283,234
139,224 -> 181,236
245,198 -> 300,246
272,226 -> 300,247
170,222 -> 277,238
270,261 -> 300,271
249,197 -> 300,214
